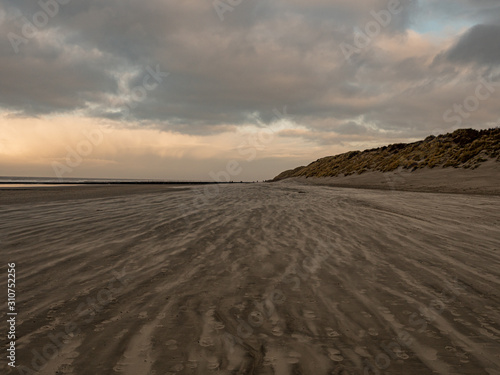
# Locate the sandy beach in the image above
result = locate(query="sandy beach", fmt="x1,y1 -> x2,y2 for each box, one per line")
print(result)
1,184 -> 500,375
279,160 -> 500,196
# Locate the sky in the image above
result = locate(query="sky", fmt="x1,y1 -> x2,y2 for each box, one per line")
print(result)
0,0 -> 499,181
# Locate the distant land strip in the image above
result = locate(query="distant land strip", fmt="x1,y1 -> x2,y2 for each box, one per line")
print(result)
0,181 -> 248,185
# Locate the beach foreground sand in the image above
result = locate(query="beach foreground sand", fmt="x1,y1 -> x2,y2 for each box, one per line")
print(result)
1,184 -> 500,374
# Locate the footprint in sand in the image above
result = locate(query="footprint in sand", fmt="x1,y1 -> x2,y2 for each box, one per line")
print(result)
354,346 -> 370,357
457,352 -> 469,363
213,321 -> 225,330
378,307 -> 391,314
326,328 -> 341,337
327,348 -> 344,362
138,311 -> 148,319
397,352 -> 409,359
272,326 -> 284,336
450,309 -> 461,317
287,351 -> 302,364
199,337 -> 214,347
248,311 -> 264,326
207,357 -> 220,370
361,311 -> 372,318
186,359 -> 198,369
368,328 -> 378,336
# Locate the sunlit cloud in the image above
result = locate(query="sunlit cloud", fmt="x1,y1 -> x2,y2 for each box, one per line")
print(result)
0,0 -> 499,179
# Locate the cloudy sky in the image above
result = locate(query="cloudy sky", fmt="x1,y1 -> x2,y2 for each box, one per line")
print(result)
0,0 -> 499,181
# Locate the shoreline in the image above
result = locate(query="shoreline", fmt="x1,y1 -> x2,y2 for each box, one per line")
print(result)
0,181 -> 233,185
0,184 -> 194,205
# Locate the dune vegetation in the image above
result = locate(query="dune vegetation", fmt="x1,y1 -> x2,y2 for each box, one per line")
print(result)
273,128 -> 500,180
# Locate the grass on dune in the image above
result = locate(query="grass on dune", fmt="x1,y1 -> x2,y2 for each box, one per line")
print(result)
273,128 -> 500,180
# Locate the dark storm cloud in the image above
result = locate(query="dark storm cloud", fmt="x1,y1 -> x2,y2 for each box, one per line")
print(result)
0,46 -> 118,116
447,24 -> 500,65
0,0 -> 499,137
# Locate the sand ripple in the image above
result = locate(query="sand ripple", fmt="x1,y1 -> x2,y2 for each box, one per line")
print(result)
1,184 -> 499,374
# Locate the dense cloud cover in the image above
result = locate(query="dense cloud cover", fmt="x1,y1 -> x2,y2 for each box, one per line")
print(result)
0,0 -> 499,179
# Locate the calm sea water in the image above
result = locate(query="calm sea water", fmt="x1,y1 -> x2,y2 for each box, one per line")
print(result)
0,184 -> 82,188
0,177 -> 211,188
0,177 -> 129,188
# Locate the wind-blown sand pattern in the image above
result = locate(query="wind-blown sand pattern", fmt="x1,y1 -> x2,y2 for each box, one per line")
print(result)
1,184 -> 500,374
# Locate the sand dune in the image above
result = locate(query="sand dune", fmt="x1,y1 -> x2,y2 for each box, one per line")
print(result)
1,184 -> 500,374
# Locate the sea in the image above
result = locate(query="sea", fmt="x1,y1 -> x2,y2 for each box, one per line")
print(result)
0,177 -> 208,188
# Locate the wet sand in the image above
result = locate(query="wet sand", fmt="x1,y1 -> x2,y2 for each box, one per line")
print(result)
1,184 -> 500,374
0,185 -> 191,205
